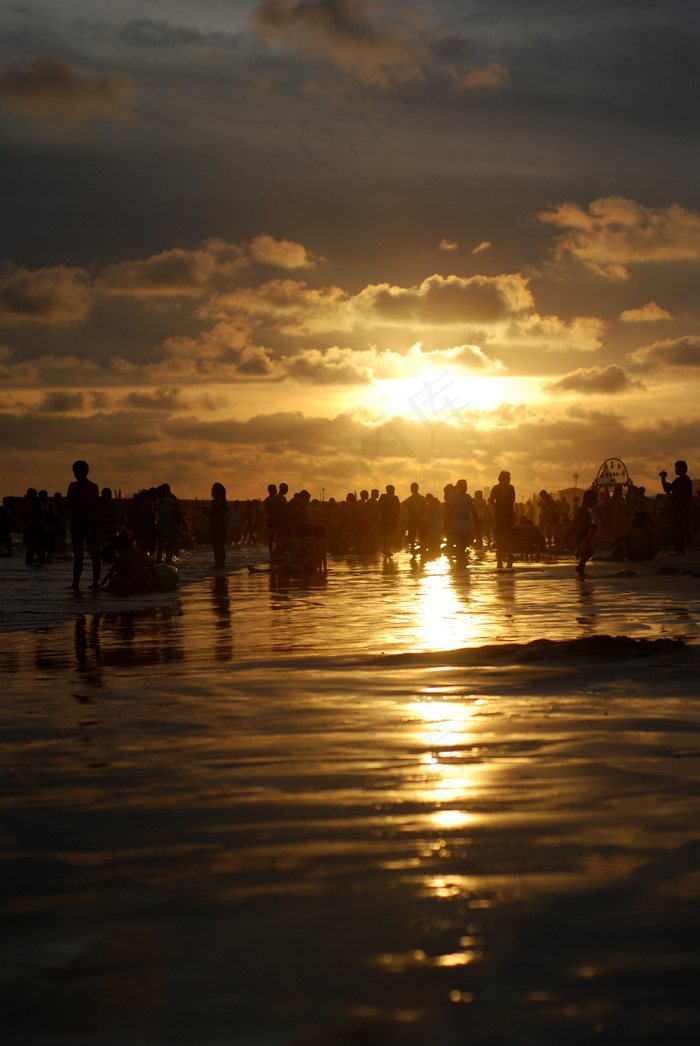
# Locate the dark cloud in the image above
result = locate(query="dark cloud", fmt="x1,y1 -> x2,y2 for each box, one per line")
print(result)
123,388 -> 187,411
545,365 -> 644,395
118,19 -> 238,49
37,390 -> 85,412
627,335 -> 700,373
0,265 -> 93,325
0,410 -> 158,450
0,53 -> 133,122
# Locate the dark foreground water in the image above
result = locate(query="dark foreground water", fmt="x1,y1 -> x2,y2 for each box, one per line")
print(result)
2,549 -> 700,1044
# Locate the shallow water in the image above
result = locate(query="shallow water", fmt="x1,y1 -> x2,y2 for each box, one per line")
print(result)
2,548 -> 700,1043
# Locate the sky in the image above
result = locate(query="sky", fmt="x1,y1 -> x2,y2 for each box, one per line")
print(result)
1,0 -> 698,500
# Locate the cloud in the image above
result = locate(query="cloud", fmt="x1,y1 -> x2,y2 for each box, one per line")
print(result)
356,273 -> 534,326
248,234 -> 319,269
472,241 -> 492,255
123,388 -> 190,411
627,335 -> 700,373
451,63 -> 511,89
97,243 -> 246,298
202,272 -> 533,336
118,18 -> 241,49
283,347 -> 373,385
37,391 -> 86,413
0,265 -> 93,325
252,0 -> 426,84
545,365 -> 644,395
96,236 -> 316,298
539,197 -> 700,277
0,54 -> 134,123
619,301 -> 673,323
438,239 -> 458,251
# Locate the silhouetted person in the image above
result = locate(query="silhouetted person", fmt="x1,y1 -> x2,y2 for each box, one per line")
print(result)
66,460 -> 101,589
210,482 -> 228,569
379,484 -> 400,556
574,489 -> 598,575
23,488 -> 45,565
444,479 -> 475,558
489,470 -> 515,569
660,460 -> 693,555
101,531 -> 160,592
264,483 -> 278,553
404,482 -> 426,554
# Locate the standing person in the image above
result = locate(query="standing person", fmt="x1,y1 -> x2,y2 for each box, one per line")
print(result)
574,489 -> 598,575
538,490 -> 562,548
489,470 -> 515,569
152,484 -> 178,564
379,484 -> 400,556
444,479 -> 475,559
210,482 -> 228,569
472,489 -> 487,549
0,496 -> 14,555
403,482 -> 427,554
66,460 -> 101,590
22,488 -> 46,565
264,483 -> 278,554
660,460 -> 693,555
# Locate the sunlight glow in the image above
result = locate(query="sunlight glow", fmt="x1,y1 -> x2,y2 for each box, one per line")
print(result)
371,369 -> 534,420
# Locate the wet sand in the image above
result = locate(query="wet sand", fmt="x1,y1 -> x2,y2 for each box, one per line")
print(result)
2,547 -> 700,1043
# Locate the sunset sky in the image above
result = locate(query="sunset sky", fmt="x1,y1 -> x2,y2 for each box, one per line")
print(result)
1,0 -> 698,500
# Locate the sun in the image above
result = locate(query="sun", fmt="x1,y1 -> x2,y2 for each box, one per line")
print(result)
372,368 -> 516,421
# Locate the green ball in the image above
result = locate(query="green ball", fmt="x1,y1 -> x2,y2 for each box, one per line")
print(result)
154,562 -> 179,591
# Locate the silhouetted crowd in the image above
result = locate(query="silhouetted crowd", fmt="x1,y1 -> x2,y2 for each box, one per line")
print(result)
1,459 -> 698,588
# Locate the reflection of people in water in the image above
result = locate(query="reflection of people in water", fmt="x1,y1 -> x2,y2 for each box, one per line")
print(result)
574,489 -> 598,575
101,532 -> 160,591
66,460 -> 101,590
489,470 -> 515,569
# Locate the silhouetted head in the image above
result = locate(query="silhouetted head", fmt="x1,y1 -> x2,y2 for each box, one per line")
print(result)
498,471 -> 510,484
386,484 -> 395,494
456,479 -> 467,493
360,490 -> 368,501
268,483 -> 277,495
475,490 -> 483,499
26,487 -> 37,498
102,487 -> 113,499
113,531 -> 134,552
582,489 -> 598,507
279,482 -> 288,495
411,482 -> 419,494
211,482 -> 227,501
72,460 -> 89,479
675,460 -> 688,475
370,489 -> 379,499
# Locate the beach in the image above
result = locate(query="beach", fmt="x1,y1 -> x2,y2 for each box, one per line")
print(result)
2,546 -> 700,1043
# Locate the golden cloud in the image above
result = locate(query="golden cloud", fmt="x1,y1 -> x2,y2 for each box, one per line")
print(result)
248,234 -> 319,268
0,54 -> 134,123
199,272 -> 533,335
539,197 -> 700,277
619,301 -> 673,323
